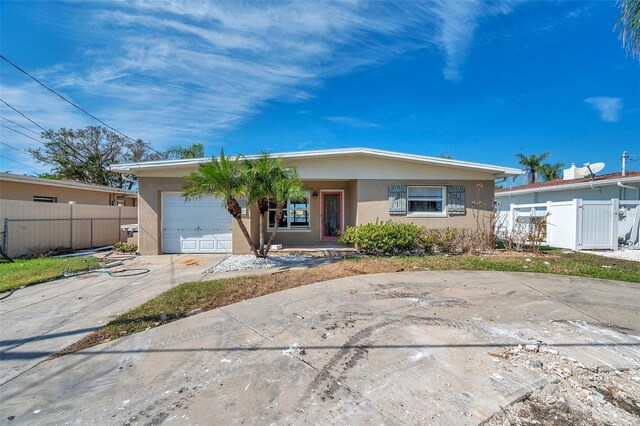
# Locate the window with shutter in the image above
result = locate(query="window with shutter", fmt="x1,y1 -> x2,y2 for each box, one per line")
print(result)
388,185 -> 407,214
447,185 -> 466,215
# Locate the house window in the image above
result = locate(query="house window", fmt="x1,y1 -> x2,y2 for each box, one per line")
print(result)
33,196 -> 57,203
268,193 -> 310,230
407,186 -> 446,215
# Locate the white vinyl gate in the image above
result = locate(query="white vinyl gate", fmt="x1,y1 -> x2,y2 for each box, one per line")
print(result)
501,198 -> 640,251
162,193 -> 232,254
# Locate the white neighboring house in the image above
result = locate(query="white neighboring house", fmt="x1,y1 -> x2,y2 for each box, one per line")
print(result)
496,166 -> 640,250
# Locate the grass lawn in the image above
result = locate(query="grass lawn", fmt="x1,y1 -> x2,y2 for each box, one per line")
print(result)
0,257 -> 102,292
57,250 -> 640,357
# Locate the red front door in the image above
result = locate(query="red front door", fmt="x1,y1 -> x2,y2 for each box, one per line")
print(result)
321,191 -> 342,239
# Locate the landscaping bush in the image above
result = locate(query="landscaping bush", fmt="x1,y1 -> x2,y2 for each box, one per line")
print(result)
422,227 -> 473,255
113,241 -> 138,253
340,223 -> 478,256
338,222 -> 425,255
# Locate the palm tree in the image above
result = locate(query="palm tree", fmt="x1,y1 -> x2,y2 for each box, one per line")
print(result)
244,153 -> 292,256
539,162 -> 565,181
165,143 -> 205,159
616,0 -> 640,60
263,176 -> 306,257
183,148 -> 260,257
515,152 -> 550,184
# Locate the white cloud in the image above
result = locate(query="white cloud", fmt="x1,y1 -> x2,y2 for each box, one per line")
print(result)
584,97 -> 624,122
1,0 -> 521,159
323,116 -> 381,129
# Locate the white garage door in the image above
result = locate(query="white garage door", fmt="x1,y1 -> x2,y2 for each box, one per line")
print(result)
162,193 -> 232,253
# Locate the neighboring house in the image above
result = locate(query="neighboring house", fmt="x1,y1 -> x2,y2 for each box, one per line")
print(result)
111,148 -> 520,255
496,169 -> 640,209
495,167 -> 640,251
0,172 -> 137,206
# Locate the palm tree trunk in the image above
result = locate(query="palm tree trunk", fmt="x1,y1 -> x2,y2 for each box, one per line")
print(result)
234,215 -> 261,258
259,213 -> 265,256
263,206 -> 283,257
226,198 -> 260,258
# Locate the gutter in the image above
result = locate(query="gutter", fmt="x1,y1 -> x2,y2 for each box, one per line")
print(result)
496,175 -> 640,197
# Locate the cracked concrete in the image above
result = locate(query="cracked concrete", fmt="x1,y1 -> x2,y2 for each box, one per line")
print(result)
0,271 -> 638,425
0,254 -> 225,386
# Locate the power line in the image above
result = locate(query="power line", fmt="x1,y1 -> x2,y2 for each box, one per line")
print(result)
0,154 -> 47,173
0,54 -> 142,143
0,115 -> 41,136
0,98 -> 46,132
0,140 -> 29,155
0,123 -> 44,145
0,55 -> 163,157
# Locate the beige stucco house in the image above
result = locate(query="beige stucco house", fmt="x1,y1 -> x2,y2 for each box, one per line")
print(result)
110,148 -> 521,255
0,172 -> 137,206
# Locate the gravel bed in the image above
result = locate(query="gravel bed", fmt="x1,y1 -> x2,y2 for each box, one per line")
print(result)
585,249 -> 640,262
206,254 -> 314,274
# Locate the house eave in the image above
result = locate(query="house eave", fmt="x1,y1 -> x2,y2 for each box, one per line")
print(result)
109,147 -> 522,177
0,173 -> 138,196
496,175 -> 640,197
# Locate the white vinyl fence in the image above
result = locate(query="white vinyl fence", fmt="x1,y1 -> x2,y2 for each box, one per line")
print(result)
497,198 -> 640,251
1,200 -> 137,258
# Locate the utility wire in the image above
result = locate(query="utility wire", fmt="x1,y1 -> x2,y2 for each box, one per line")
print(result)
1,55 -> 163,158
0,140 -> 29,155
0,98 -> 46,132
0,54 -> 152,146
0,154 -> 46,173
0,123 -> 44,145
0,115 -> 40,136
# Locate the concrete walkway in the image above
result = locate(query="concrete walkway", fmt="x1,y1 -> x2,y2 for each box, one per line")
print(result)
0,254 -> 225,386
0,271 -> 639,425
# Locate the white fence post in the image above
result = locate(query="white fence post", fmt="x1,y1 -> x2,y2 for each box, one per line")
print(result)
574,199 -> 582,251
546,201 -> 553,246
509,203 -> 515,233
611,198 -> 619,251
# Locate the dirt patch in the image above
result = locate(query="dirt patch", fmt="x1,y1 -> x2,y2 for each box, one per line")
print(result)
178,258 -> 201,267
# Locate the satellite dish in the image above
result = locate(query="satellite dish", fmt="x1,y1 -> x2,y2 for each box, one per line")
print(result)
575,162 -> 605,177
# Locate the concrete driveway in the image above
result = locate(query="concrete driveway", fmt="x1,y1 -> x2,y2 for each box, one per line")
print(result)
0,254 -> 225,386
1,271 -> 639,425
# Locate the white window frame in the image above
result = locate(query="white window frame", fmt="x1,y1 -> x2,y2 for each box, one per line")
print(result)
406,186 -> 447,218
267,191 -> 311,232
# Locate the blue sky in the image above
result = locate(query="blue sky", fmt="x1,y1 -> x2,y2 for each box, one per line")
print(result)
1,1 -> 638,184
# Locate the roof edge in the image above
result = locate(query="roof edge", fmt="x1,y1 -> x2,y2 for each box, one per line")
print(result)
110,147 -> 523,176
496,174 -> 640,196
0,172 -> 138,195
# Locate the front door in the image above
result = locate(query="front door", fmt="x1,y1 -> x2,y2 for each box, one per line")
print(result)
321,191 -> 342,239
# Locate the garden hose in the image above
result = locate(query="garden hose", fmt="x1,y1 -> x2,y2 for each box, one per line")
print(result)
63,267 -> 150,278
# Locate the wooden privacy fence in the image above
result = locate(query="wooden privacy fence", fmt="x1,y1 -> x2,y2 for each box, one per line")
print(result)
497,198 -> 640,251
0,200 -> 137,258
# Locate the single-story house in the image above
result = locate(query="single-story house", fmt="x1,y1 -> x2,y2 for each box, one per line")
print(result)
496,168 -> 640,209
0,172 -> 137,206
110,148 -> 521,255
495,167 -> 640,250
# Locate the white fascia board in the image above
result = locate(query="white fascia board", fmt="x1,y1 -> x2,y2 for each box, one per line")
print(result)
110,147 -> 523,176
0,173 -> 137,195
495,176 -> 640,197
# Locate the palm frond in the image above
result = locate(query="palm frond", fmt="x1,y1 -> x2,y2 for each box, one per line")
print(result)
616,0 -> 640,60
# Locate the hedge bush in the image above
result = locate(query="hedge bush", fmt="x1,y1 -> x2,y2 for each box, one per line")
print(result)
338,222 -> 425,255
339,222 -> 474,256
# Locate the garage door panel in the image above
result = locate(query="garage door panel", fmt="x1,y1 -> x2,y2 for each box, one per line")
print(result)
162,193 -> 232,254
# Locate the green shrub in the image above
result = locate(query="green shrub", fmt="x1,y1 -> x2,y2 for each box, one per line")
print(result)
338,221 -> 425,255
340,222 -> 478,256
113,241 -> 138,253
